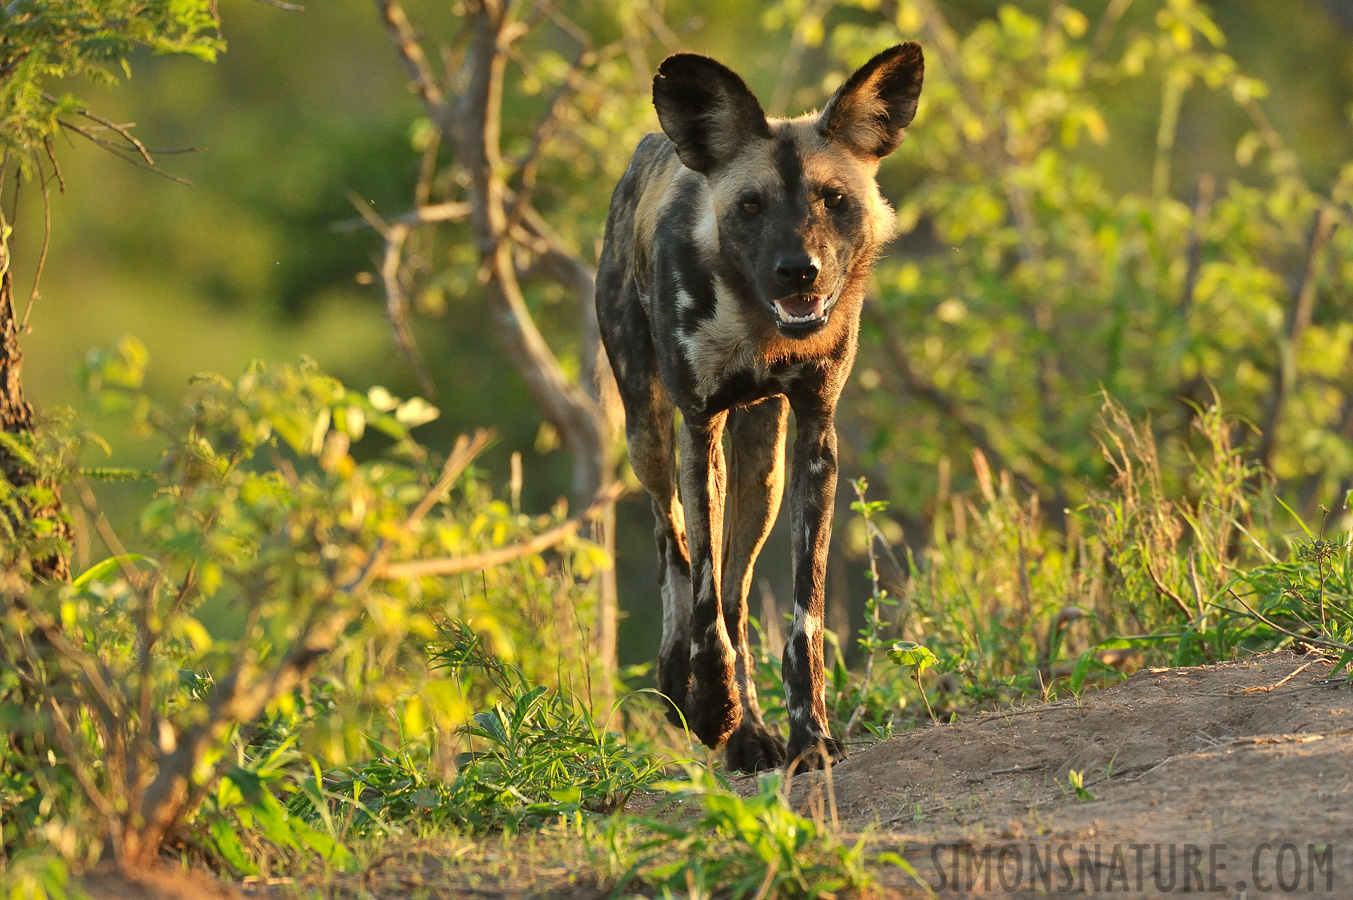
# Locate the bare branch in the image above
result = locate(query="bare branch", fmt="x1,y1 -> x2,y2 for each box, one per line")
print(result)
379,221 -> 436,397
55,120 -> 191,185
1092,0 -> 1134,55
375,0 -> 444,109
504,42 -> 590,229
6,581 -> 122,751
45,696 -> 120,824
342,189 -> 391,240
378,480 -> 624,580
1255,205 -> 1336,468
21,156 -> 53,329
1240,97 -> 1308,192
44,93 -> 154,166
1178,173 -> 1215,319
1141,554 -> 1196,620
351,431 -> 493,590
331,200 -> 471,233
404,430 -> 493,532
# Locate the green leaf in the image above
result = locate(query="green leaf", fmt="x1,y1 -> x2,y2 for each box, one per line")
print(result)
72,553 -> 155,589
209,818 -> 258,876
887,641 -> 937,677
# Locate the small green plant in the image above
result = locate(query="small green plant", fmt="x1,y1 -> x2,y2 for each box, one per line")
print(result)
841,478 -> 905,739
888,641 -> 940,724
1066,769 -> 1094,803
591,767 -> 912,898
1223,509 -> 1353,677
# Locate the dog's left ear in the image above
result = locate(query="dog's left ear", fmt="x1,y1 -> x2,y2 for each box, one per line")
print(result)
819,42 -> 924,159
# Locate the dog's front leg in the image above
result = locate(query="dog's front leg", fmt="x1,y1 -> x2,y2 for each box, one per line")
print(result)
783,403 -> 846,770
678,411 -> 742,749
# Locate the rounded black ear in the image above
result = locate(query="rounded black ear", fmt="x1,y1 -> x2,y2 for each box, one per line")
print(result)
653,53 -> 771,175
819,42 -> 924,159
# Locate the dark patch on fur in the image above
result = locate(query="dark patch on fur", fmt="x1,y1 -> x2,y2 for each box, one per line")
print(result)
775,134 -> 804,201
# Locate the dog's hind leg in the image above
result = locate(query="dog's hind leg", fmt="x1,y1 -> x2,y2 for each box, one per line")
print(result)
721,396 -> 789,772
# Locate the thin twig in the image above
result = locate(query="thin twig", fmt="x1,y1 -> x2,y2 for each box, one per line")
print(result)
55,121 -> 191,185
331,200 -> 471,232
378,480 -> 625,580
44,93 -> 154,165
379,221 -> 436,397
1239,661 -> 1315,694
22,154 -> 53,329
1141,554 -> 1195,620
1226,588 -> 1353,654
376,0 -> 444,109
6,584 -> 122,746
351,431 -> 492,591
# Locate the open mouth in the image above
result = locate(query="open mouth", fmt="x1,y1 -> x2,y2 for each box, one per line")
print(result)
772,294 -> 829,331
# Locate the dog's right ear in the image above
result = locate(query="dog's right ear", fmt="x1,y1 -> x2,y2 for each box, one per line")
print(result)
653,54 -> 771,175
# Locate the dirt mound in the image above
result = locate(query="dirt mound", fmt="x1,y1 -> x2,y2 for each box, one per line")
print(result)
755,650 -> 1353,896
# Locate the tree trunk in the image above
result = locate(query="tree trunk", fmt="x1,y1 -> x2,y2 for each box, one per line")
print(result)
0,245 -> 70,582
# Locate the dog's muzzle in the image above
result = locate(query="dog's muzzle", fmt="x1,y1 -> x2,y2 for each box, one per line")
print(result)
772,293 -> 832,334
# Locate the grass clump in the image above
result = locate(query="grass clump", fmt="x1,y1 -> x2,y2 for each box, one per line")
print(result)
296,622 -> 667,839
588,768 -> 910,899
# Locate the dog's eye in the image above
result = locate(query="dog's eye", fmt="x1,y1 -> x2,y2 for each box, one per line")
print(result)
824,191 -> 844,209
741,198 -> 761,215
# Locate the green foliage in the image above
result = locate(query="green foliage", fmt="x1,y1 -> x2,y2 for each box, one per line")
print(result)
0,0 -> 220,176
1226,518 -> 1353,676
820,0 -> 1353,523
805,396 -> 1288,731
289,623 -> 665,839
589,768 -> 899,899
0,345 -> 612,874
205,738 -> 353,877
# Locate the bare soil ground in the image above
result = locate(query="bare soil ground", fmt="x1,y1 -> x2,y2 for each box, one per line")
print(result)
78,650 -> 1353,898
771,649 -> 1353,897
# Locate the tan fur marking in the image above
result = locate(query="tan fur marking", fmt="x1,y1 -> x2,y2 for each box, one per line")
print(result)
709,143 -> 779,205
681,278 -> 761,398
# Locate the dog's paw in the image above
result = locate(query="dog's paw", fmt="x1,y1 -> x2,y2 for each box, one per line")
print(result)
685,672 -> 741,749
725,720 -> 786,772
784,732 -> 846,775
656,643 -> 692,729
682,636 -> 741,748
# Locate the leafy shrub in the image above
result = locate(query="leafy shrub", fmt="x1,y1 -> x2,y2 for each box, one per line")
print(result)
0,344 -> 613,875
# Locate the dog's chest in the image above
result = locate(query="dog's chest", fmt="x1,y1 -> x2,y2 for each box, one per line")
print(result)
670,280 -> 806,406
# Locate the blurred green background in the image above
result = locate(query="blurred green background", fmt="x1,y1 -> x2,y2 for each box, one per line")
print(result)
11,0 -> 1353,665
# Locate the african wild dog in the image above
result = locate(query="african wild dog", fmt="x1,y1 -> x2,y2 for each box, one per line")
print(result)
596,43 -> 924,772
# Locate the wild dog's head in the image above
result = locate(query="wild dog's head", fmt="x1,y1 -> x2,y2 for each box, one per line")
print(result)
653,43 -> 923,337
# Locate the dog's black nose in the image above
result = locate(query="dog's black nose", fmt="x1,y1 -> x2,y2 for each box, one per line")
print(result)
775,255 -> 819,288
